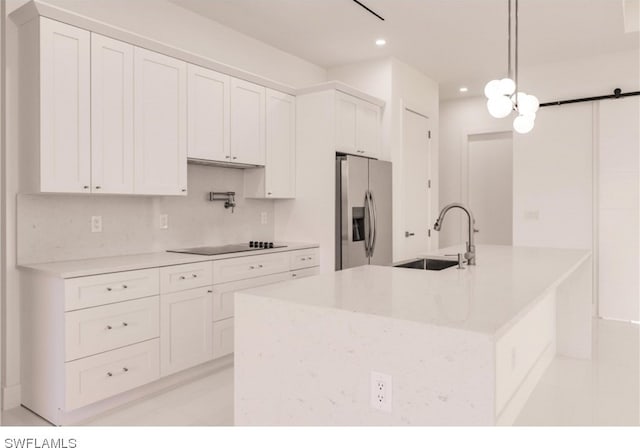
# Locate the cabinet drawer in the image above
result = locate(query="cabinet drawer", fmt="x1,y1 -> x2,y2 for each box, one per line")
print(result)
289,248 -> 319,270
495,292 -> 556,414
160,261 -> 213,294
212,272 -> 290,321
212,318 -> 234,359
65,296 -> 159,361
290,266 -> 320,280
213,252 -> 289,284
65,269 -> 159,311
65,339 -> 160,410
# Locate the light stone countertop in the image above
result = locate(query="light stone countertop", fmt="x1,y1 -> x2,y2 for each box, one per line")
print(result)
19,242 -> 319,278
240,244 -> 590,337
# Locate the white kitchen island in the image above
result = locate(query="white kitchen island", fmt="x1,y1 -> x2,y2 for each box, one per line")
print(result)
234,245 -> 592,425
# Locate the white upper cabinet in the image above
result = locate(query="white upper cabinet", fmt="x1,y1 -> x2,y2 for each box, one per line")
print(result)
231,78 -> 266,165
39,17 -> 91,193
335,91 -> 381,159
244,89 -> 296,198
187,64 -> 230,162
134,47 -> 188,195
91,34 -> 134,194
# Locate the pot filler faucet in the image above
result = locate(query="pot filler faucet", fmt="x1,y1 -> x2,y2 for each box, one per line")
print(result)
433,203 -> 478,266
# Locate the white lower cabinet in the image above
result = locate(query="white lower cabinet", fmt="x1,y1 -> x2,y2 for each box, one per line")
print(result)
65,339 -> 160,411
160,286 -> 213,376
21,246 -> 319,424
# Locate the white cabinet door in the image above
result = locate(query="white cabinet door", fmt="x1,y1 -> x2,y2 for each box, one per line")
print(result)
160,286 -> 213,376
187,64 -> 230,162
231,78 -> 265,165
356,100 -> 381,158
335,92 -> 381,158
91,34 -> 134,194
335,92 -> 357,154
265,89 -> 295,198
39,17 -> 91,193
134,47 -> 187,195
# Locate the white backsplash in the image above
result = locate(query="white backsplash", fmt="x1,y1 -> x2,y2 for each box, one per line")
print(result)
18,164 -> 275,264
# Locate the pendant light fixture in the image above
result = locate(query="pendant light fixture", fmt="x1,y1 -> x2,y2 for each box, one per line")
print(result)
485,0 -> 539,133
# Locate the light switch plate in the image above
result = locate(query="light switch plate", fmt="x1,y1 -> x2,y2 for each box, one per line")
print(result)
91,216 -> 102,233
159,214 -> 169,230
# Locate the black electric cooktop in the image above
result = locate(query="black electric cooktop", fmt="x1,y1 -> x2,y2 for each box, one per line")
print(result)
167,242 -> 286,256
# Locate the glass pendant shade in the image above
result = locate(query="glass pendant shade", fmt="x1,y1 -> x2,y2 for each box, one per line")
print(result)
518,94 -> 540,115
499,78 -> 516,95
484,79 -> 502,99
487,96 -> 513,118
513,114 -> 535,134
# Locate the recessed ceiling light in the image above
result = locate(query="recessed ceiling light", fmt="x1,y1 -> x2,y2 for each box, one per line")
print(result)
375,38 -> 386,46
459,87 -> 469,93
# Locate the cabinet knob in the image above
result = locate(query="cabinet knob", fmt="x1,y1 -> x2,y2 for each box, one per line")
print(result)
106,325 -> 113,330
267,192 -> 272,195
122,367 -> 129,373
207,290 -> 213,293
225,155 -> 230,159
292,273 -> 297,278
83,185 -> 89,189
249,266 -> 255,270
181,189 -> 187,193
106,287 -> 112,292
258,264 -> 264,268
95,186 -> 101,190
122,284 -> 128,289
232,157 -> 237,160
122,322 -> 128,327
192,274 -> 198,278
107,372 -> 113,377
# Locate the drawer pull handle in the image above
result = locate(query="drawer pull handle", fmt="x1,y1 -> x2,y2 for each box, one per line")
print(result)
106,287 -> 112,292
122,367 -> 129,373
192,274 -> 198,278
179,276 -> 186,280
122,322 -> 128,327
107,372 -> 113,377
258,264 -> 264,268
106,325 -> 113,330
301,257 -> 307,261
292,273 -> 297,277
207,290 -> 213,293
249,266 -> 255,270
122,284 -> 128,289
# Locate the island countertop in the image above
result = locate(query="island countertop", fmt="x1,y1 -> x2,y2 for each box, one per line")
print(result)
241,244 -> 590,337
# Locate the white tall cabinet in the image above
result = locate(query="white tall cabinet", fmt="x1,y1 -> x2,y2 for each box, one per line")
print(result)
134,48 -> 188,195
91,34 -> 134,194
36,17 -> 91,193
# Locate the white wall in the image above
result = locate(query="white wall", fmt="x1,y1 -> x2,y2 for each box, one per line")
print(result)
3,0 -> 328,409
17,165 -> 275,265
327,58 -> 440,261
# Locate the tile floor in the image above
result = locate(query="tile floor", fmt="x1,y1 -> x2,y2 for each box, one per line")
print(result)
3,318 -> 638,426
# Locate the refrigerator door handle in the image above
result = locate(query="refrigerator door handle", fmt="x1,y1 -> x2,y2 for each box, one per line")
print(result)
369,191 -> 378,257
364,191 -> 371,257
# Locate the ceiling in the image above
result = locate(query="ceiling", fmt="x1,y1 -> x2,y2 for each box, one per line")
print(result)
170,0 -> 639,99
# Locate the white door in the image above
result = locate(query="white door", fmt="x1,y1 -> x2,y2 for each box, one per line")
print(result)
356,100 -> 381,159
265,89 -> 295,198
40,17 -> 91,193
91,34 -> 134,194
160,287 -> 213,376
187,64 -> 230,162
335,92 -> 357,154
468,132 -> 513,245
231,78 -> 265,165
598,97 -> 640,321
134,47 -> 187,195
401,108 -> 431,260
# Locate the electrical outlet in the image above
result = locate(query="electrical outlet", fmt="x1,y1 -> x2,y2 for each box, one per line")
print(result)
260,212 -> 268,225
91,216 -> 102,233
370,371 -> 392,412
159,214 -> 169,230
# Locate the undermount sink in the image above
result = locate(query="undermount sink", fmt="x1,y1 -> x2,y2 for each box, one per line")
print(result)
393,258 -> 458,271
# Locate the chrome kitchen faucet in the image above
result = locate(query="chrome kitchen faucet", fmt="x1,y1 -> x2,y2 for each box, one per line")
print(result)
433,203 -> 478,265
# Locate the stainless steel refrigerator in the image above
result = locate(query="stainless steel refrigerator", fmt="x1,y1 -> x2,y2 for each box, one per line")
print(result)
336,154 -> 392,270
